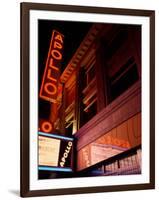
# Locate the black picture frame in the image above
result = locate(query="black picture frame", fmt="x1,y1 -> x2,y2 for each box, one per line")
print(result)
20,2 -> 155,197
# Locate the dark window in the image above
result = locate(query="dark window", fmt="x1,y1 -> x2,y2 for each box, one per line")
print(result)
65,123 -> 73,137
81,101 -> 97,127
78,65 -> 97,128
87,65 -> 95,83
109,57 -> 139,102
105,29 -> 128,60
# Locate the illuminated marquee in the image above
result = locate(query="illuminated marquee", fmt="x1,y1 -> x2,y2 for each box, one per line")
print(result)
38,132 -> 74,172
39,30 -> 64,103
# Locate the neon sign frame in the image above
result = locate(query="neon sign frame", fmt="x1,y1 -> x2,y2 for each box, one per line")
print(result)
38,132 -> 74,172
39,30 -> 64,103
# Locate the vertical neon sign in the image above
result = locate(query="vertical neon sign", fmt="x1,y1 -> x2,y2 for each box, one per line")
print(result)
40,30 -> 64,103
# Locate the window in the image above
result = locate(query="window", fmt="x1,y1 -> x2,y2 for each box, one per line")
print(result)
78,62 -> 98,128
105,29 -> 128,60
65,85 -> 76,135
102,26 -> 141,105
109,57 -> 139,102
75,25 -> 141,132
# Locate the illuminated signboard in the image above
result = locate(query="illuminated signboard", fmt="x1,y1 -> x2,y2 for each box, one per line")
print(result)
38,132 -> 73,172
39,30 -> 64,103
90,143 -> 128,165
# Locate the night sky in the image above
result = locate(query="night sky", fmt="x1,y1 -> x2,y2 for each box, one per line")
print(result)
38,20 -> 92,119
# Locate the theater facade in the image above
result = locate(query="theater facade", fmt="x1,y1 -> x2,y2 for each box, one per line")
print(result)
38,22 -> 141,178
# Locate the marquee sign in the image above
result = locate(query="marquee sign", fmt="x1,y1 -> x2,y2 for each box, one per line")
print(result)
38,132 -> 73,172
39,30 -> 64,103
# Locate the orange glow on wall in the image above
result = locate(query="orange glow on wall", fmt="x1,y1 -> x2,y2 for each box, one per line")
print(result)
98,135 -> 130,149
77,113 -> 141,171
39,30 -> 64,103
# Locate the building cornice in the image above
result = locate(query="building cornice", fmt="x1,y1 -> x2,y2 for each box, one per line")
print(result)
60,24 -> 104,83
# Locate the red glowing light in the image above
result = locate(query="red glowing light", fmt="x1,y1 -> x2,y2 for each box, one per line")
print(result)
39,30 -> 64,103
